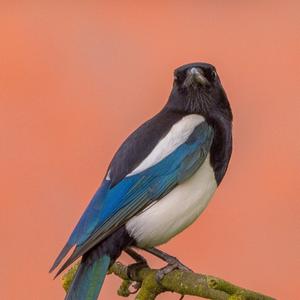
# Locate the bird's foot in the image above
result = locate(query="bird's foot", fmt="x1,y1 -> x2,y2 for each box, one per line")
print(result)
127,261 -> 148,280
125,247 -> 149,293
155,257 -> 192,282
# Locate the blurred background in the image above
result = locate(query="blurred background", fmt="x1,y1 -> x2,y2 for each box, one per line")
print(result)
0,1 -> 299,299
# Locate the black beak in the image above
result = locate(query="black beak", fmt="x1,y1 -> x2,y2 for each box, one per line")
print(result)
184,67 -> 208,87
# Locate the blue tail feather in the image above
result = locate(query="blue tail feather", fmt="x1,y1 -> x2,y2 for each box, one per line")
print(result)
65,255 -> 111,300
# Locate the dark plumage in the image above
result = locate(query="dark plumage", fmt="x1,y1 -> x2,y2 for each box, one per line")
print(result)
50,62 -> 233,300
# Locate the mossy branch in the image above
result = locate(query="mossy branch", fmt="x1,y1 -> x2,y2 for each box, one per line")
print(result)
62,261 -> 275,300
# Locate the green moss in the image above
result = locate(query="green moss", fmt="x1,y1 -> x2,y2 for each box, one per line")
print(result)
61,263 -> 79,292
61,260 -> 275,300
117,279 -> 132,297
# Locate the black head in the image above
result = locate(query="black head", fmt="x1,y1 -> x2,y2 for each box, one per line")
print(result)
166,62 -> 232,121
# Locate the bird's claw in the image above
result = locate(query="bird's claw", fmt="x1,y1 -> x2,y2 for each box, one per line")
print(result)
155,258 -> 192,282
127,261 -> 148,280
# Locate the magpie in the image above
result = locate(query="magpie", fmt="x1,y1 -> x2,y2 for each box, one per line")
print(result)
50,62 -> 233,300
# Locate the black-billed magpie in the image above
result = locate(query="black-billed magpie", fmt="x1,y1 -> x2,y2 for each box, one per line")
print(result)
50,62 -> 233,300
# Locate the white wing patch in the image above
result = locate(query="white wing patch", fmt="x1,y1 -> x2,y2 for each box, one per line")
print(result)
127,114 -> 205,177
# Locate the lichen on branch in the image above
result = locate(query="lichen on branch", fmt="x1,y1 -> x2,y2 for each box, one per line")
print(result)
62,261 -> 275,300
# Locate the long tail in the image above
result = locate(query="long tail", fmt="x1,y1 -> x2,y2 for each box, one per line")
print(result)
65,254 -> 110,300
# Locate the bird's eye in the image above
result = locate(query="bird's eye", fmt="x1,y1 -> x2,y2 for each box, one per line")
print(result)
174,75 -> 178,81
211,71 -> 217,80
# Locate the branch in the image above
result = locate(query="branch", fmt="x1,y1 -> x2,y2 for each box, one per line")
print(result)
62,261 -> 275,300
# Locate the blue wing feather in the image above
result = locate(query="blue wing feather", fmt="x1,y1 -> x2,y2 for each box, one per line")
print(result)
50,122 -> 214,274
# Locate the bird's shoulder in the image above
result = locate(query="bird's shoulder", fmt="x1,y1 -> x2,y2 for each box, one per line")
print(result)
108,109 -> 186,186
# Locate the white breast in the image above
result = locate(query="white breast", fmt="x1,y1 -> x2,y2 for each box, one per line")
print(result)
126,155 -> 217,248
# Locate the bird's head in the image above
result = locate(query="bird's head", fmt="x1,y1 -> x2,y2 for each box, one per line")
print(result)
167,62 -> 232,120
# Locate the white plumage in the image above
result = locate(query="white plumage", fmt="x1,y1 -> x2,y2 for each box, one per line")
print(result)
125,114 -> 217,248
127,114 -> 205,176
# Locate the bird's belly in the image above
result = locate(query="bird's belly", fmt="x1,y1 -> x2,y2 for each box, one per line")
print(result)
125,155 -> 217,248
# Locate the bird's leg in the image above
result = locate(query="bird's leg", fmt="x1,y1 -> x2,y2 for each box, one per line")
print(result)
125,247 -> 147,264
125,247 -> 148,290
143,247 -> 191,270
143,247 -> 192,282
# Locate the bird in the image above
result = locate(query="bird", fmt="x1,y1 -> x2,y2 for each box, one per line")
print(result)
50,62 -> 233,300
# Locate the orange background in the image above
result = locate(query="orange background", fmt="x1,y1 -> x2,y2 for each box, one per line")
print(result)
0,2 -> 299,300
